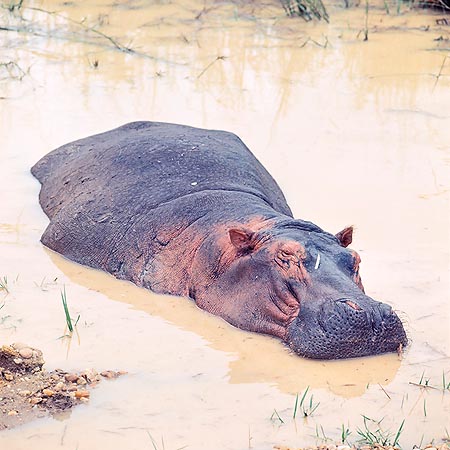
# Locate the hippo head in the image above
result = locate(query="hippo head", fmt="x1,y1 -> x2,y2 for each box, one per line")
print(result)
195,219 -> 407,359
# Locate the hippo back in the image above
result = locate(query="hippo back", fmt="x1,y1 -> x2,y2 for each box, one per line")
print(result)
32,122 -> 291,218
31,122 -> 292,280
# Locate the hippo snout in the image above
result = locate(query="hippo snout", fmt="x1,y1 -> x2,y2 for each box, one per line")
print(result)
287,296 -> 408,360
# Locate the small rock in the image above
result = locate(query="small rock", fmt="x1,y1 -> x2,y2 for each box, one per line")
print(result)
2,345 -> 16,356
74,390 -> 90,399
81,369 -> 98,382
42,389 -> 55,397
76,377 -> 87,385
18,390 -> 32,397
30,397 -> 42,405
7,410 -> 18,416
18,348 -> 33,359
64,373 -> 78,383
4,372 -> 13,381
13,358 -> 23,364
54,381 -> 65,392
101,370 -> 119,379
12,342 -> 28,350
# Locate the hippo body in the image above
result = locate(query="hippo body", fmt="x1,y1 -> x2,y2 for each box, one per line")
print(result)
32,121 -> 407,359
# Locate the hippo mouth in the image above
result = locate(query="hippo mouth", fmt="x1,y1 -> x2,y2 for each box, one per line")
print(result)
286,297 -> 408,360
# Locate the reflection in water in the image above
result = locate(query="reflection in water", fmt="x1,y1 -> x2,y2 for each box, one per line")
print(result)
48,249 -> 402,398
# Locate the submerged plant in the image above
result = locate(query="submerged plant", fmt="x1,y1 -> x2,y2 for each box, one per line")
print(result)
270,409 -> 285,424
0,61 -> 27,81
280,0 -> 329,22
0,276 -> 9,293
315,423 -> 331,442
443,371 -> 450,390
1,0 -> 24,12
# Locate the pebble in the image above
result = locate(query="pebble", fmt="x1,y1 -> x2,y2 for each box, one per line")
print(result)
54,381 -> 65,392
74,390 -> 90,399
18,348 -> 33,359
4,372 -> 13,381
30,397 -> 42,405
42,389 -> 55,397
77,377 -> 87,385
1,345 -> 15,356
12,342 -> 27,350
64,373 -> 78,383
7,410 -> 18,416
13,358 -> 23,364
18,390 -> 31,397
100,370 -> 120,379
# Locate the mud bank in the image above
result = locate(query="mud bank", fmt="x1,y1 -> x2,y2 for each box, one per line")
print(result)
0,343 -> 124,430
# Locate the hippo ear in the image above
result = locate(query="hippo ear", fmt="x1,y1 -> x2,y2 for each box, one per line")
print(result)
229,228 -> 256,253
335,226 -> 353,248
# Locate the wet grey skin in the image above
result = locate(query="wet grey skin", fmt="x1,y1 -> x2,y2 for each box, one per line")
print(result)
31,121 -> 408,360
279,227 -> 407,359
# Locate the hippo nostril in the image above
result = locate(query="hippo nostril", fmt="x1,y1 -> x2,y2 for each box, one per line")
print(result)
378,302 -> 393,318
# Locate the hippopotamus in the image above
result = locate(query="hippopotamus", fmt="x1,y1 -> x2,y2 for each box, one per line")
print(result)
31,121 -> 407,359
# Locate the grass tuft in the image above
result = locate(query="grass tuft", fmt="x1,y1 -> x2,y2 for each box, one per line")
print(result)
341,423 -> 352,443
61,286 -> 79,333
293,386 -> 320,418
356,415 -> 405,447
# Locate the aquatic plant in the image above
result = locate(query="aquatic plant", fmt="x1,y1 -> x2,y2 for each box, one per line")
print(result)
270,409 -> 285,424
60,286 -> 79,333
0,275 -> 9,293
1,0 -> 23,12
341,423 -> 352,443
280,0 -> 329,22
293,386 -> 320,418
356,415 -> 405,447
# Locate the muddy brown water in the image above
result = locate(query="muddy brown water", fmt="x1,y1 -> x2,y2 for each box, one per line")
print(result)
0,0 -> 449,448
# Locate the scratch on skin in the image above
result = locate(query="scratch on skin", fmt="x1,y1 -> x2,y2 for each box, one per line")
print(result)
314,252 -> 321,270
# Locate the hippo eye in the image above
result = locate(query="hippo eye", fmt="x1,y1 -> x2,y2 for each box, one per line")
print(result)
280,250 -> 293,258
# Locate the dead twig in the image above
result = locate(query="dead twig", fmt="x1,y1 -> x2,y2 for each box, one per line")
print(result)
432,54 -> 449,91
197,55 -> 226,79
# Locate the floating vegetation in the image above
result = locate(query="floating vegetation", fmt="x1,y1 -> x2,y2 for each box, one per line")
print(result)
280,0 -> 329,22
